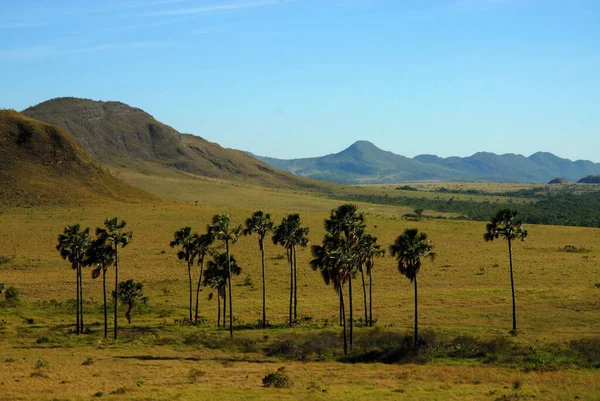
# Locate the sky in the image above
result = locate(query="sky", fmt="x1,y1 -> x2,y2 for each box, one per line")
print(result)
1,0 -> 599,161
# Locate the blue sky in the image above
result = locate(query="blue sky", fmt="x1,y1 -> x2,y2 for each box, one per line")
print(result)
1,0 -> 599,161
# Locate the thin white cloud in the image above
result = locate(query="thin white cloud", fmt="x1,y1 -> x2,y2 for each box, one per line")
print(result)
0,22 -> 47,29
0,42 -> 166,61
140,0 -> 289,17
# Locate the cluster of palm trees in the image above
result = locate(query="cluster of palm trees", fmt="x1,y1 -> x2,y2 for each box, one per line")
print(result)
56,218 -> 132,338
56,206 -> 528,354
170,212 -> 311,338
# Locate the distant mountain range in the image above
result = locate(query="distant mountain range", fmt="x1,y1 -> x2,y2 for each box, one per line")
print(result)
254,141 -> 600,184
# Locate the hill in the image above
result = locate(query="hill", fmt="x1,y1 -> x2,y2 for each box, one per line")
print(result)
577,175 -> 600,184
22,98 -> 331,191
256,141 -> 456,184
256,141 -> 600,184
0,110 -> 156,206
548,177 -> 568,184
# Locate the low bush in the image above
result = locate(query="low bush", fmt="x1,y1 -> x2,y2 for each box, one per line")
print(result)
262,367 -> 292,388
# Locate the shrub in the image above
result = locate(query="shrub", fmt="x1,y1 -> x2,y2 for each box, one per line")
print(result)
262,367 -> 292,388
189,368 -> 206,383
4,286 -> 20,305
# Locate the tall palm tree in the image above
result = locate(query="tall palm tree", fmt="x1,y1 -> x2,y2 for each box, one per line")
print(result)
289,215 -> 309,323
57,224 -> 91,335
324,204 -> 365,346
310,233 -> 352,354
170,227 -> 198,324
85,239 -> 115,338
96,217 -> 132,340
203,252 -> 242,328
484,209 -> 528,333
357,233 -> 384,327
243,211 -> 273,328
193,233 -> 213,324
273,214 -> 309,326
390,228 -> 435,348
208,214 -> 242,338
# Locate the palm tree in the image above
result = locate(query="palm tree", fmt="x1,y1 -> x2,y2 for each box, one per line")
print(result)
390,228 -> 435,348
193,233 -> 213,324
170,227 -> 198,324
208,214 -> 242,338
324,204 -> 365,346
96,217 -> 133,340
57,224 -> 91,335
85,239 -> 115,338
112,280 -> 147,325
484,209 -> 528,333
357,233 -> 384,327
243,211 -> 273,328
310,233 -> 352,354
203,252 -> 242,327
273,214 -> 309,327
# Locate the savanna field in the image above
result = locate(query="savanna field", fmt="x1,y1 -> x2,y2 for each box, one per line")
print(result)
1,179 -> 600,401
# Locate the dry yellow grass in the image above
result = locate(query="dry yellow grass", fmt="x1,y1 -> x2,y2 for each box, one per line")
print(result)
1,178 -> 600,400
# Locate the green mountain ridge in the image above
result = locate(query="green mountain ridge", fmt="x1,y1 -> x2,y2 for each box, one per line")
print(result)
255,142 -> 600,184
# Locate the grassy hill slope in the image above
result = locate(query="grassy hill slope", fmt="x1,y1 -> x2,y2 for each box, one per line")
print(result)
22,97 -> 333,191
0,110 -> 157,206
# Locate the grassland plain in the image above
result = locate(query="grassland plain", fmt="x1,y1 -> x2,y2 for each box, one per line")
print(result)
1,189 -> 600,400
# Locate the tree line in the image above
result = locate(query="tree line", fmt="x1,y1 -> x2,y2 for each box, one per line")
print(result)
56,206 -> 528,353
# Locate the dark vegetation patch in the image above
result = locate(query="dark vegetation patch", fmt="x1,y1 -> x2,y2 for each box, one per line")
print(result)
335,188 -> 600,227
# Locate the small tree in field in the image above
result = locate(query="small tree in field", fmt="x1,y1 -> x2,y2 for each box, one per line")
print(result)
203,252 -> 242,327
96,217 -> 132,339
208,214 -> 242,338
243,210 -> 273,328
484,209 -> 528,334
57,224 -> 91,335
85,239 -> 115,338
193,233 -> 213,324
112,280 -> 147,324
390,228 -> 435,348
170,227 -> 198,324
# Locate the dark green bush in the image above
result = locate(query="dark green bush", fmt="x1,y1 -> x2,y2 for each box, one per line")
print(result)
262,367 -> 292,388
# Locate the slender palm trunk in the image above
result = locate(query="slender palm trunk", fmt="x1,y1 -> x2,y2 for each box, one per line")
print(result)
414,276 -> 418,348
78,258 -> 84,333
103,268 -> 107,338
260,238 -> 267,328
187,260 -> 193,324
369,268 -> 373,327
195,259 -> 204,324
349,275 -> 353,348
114,244 -> 119,340
217,293 -> 221,328
293,245 -> 298,323
340,296 -> 343,326
75,259 -> 80,335
226,240 -> 233,338
508,238 -> 517,332
223,290 -> 227,328
340,286 -> 347,355
360,267 -> 367,324
288,249 -> 293,327
127,306 -> 132,324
